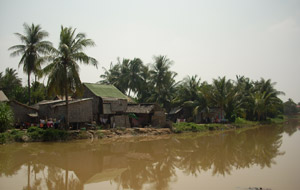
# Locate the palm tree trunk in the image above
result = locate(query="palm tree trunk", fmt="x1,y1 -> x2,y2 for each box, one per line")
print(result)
28,162 -> 31,190
28,73 -> 31,105
64,64 -> 69,130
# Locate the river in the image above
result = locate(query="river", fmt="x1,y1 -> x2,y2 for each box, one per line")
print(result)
0,119 -> 299,190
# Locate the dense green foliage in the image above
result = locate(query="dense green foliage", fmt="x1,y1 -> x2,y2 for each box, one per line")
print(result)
0,103 -> 14,133
101,58 -> 285,122
0,127 -> 69,144
283,99 -> 298,115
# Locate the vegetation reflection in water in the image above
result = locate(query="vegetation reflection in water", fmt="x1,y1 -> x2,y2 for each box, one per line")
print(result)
0,123 -> 298,190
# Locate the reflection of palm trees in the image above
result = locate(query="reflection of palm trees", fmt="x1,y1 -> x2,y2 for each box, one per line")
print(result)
1,123 -> 298,190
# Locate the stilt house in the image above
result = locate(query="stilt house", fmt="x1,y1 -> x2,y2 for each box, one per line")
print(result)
82,83 -> 131,128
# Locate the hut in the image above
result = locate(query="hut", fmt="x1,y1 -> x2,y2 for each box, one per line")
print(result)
126,103 -> 166,127
34,98 -> 93,127
51,98 -> 93,124
198,107 -> 225,123
9,100 -> 38,126
0,90 -> 8,102
34,99 -> 65,119
82,83 -> 131,128
168,107 -> 184,122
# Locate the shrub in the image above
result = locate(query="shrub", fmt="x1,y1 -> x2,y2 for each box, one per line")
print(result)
0,133 -> 8,144
0,103 -> 14,133
28,127 -> 44,141
234,117 -> 257,125
43,129 -> 68,141
13,130 -> 26,142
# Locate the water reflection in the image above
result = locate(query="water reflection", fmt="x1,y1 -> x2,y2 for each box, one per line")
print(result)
0,123 -> 298,190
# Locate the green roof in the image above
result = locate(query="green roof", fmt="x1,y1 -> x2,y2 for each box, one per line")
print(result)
84,83 -> 128,99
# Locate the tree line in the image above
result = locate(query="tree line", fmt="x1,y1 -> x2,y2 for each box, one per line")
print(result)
1,23 -> 298,126
100,56 -> 293,122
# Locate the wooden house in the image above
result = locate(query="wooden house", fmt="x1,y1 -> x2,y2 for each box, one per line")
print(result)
9,100 -> 38,125
126,103 -> 166,127
82,83 -> 131,128
34,98 -> 93,125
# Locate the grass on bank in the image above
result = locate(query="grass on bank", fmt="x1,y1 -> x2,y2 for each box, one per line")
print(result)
173,116 -> 286,133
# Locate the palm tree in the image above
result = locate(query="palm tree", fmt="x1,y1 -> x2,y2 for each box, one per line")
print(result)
251,78 -> 284,120
210,77 -> 233,119
173,75 -> 206,120
44,26 -> 98,128
99,61 -> 126,93
100,58 -> 144,96
126,58 -> 143,96
150,55 -> 175,93
9,23 -> 52,105
136,65 -> 152,102
148,55 -> 177,110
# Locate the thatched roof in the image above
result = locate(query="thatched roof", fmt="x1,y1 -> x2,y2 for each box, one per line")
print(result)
0,90 -> 8,102
84,83 -> 128,100
127,104 -> 154,114
126,103 -> 164,114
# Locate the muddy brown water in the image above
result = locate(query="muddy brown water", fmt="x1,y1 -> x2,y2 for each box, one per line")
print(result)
0,120 -> 300,190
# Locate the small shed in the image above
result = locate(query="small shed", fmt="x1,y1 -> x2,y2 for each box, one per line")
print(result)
126,103 -> 166,127
0,90 -> 8,102
168,107 -> 183,122
198,107 -> 225,123
9,100 -> 38,124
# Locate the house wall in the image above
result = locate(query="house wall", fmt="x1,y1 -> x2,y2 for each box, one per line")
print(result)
52,100 -> 93,123
82,86 -> 100,121
39,104 -> 54,119
110,99 -> 127,112
110,115 -> 130,128
151,111 -> 166,127
103,99 -> 128,114
9,101 -> 37,123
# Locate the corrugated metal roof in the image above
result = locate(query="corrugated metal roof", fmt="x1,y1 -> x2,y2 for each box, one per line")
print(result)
84,83 -> 128,99
0,90 -> 8,102
51,98 -> 93,108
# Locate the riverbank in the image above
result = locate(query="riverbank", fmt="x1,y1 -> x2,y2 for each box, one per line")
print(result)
0,116 -> 288,144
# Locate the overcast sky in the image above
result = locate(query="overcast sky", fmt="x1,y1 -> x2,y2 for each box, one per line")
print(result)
0,0 -> 299,102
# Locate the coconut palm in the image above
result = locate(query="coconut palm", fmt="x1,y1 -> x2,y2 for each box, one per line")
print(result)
148,56 -> 177,110
99,60 -> 126,93
125,58 -> 144,96
251,78 -> 284,120
210,77 -> 233,119
8,23 -> 52,105
136,65 -> 152,102
44,26 -> 98,128
173,75 -> 206,120
150,55 -> 175,93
